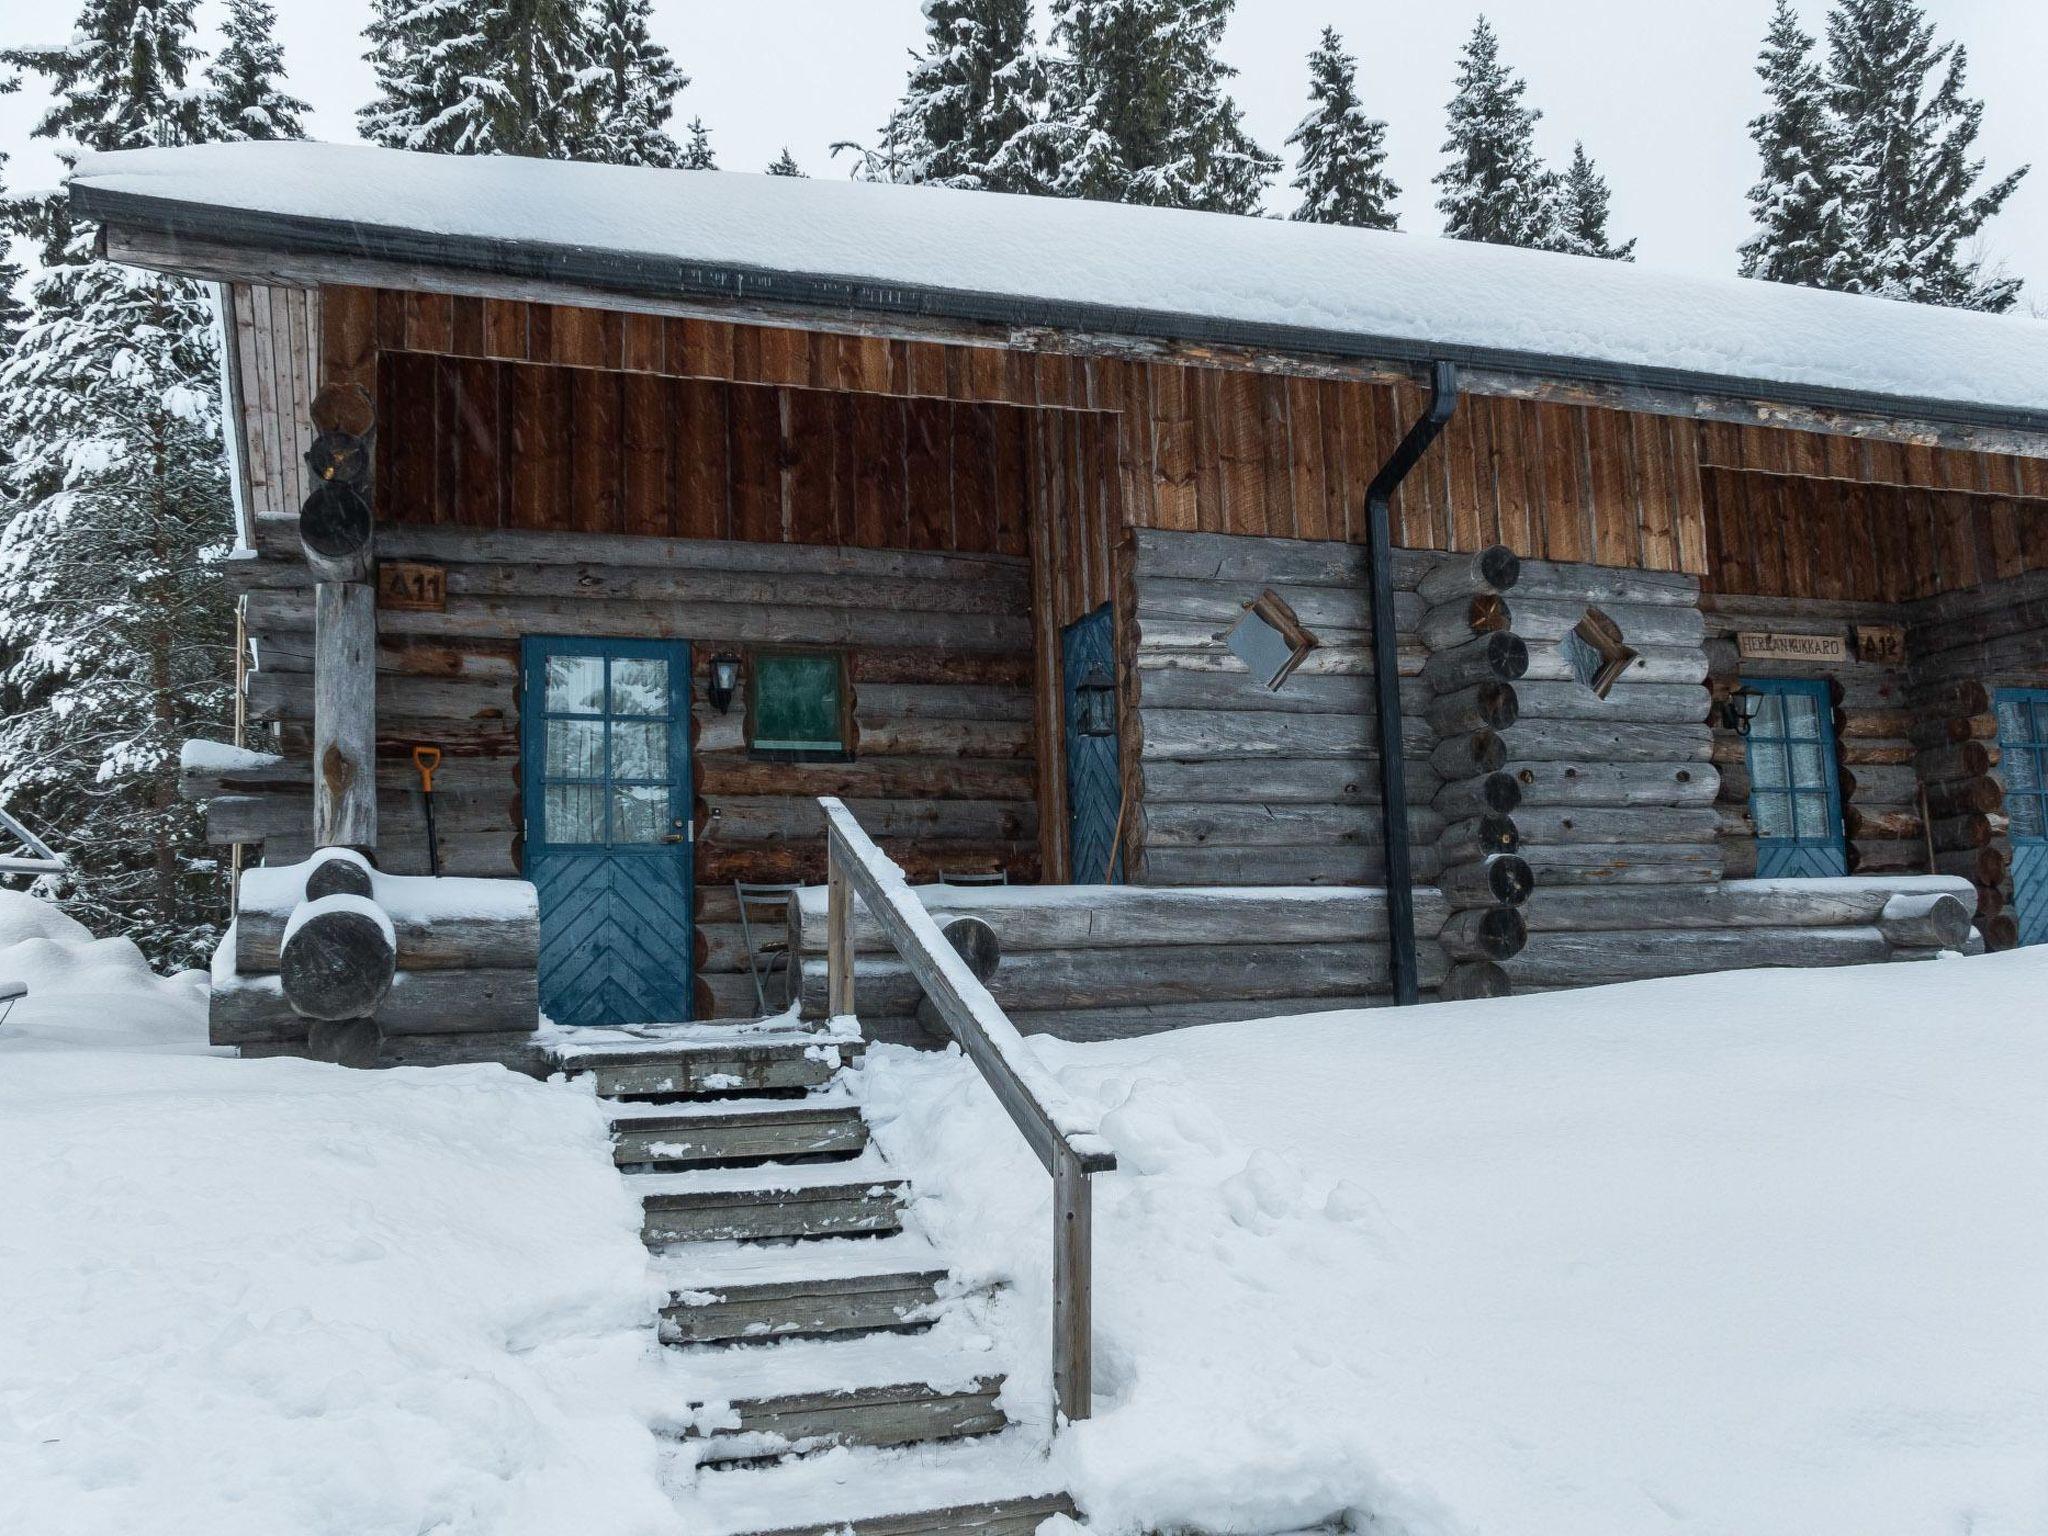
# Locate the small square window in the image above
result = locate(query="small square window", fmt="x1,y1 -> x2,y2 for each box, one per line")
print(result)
1225,590 -> 1318,691
748,649 -> 851,760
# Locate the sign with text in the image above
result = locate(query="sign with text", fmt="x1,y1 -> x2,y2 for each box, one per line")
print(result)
1853,623 -> 1908,666
378,560 -> 447,613
1736,629 -> 1846,664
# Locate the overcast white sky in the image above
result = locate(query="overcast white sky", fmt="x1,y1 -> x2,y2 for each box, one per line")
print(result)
1,0 -> 2042,298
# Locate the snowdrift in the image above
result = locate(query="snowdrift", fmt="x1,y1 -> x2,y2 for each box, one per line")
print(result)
862,949 -> 2048,1536
0,891 -> 672,1536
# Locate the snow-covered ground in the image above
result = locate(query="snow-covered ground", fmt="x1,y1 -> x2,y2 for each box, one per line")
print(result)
10,878 -> 2046,1536
862,949 -> 2048,1536
0,892 -> 674,1536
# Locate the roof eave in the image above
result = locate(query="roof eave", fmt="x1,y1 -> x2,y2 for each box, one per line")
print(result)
71,181 -> 2048,454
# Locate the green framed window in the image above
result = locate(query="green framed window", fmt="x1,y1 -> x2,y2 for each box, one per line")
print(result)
748,649 -> 851,760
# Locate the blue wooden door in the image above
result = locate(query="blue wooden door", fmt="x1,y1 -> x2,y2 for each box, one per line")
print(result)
1744,676 -> 1849,878
1995,689 -> 2048,947
1063,604 -> 1123,884
521,638 -> 694,1027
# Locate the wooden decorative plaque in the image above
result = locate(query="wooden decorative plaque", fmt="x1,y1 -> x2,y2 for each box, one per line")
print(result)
1853,623 -> 1907,666
1736,629 -> 1846,664
378,561 -> 447,612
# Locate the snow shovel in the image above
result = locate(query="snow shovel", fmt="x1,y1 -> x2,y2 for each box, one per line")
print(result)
412,745 -> 444,876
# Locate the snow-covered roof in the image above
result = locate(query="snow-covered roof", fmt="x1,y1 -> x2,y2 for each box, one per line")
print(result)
69,141 -> 2048,432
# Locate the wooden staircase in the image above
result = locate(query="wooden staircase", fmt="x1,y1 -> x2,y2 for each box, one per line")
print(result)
555,1020 -> 1078,1536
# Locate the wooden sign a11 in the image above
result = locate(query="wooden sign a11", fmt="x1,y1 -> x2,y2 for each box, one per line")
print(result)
1853,623 -> 1907,666
1736,629 -> 1846,664
378,561 -> 447,612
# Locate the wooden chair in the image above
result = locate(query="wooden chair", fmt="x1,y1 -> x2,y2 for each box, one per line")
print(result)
0,980 -> 24,1028
733,882 -> 800,1015
938,869 -> 1009,887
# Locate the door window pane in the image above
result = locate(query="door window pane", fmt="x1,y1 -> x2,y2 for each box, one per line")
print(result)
2012,793 -> 2044,838
612,722 -> 669,782
1794,792 -> 1835,841
545,783 -> 605,842
1751,692 -> 1784,738
612,784 -> 668,844
1781,691 -> 1821,736
1751,742 -> 1789,789
2032,702 -> 2048,746
611,658 -> 670,718
1752,792 -> 1793,838
1998,700 -> 2028,742
1788,741 -> 1826,788
546,655 -> 605,714
546,718 -> 605,779
2006,747 -> 2039,796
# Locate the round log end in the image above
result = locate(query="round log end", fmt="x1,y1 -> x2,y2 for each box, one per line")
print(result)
1477,544 -> 1522,594
1469,729 -> 1508,775
1479,771 -> 1522,815
1440,960 -> 1513,1002
305,428 -> 373,488
1477,906 -> 1529,961
1485,853 -> 1536,907
1479,682 -> 1520,731
300,481 -> 373,564
281,897 -> 397,1023
311,381 -> 375,437
304,849 -> 376,902
1478,813 -> 1522,856
1469,593 -> 1511,636
1486,631 -> 1531,682
941,916 -> 1002,984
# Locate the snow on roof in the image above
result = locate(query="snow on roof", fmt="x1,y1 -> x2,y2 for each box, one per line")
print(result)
70,140 -> 2048,428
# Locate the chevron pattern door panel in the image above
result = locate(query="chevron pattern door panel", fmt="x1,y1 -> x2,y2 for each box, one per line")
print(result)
1744,676 -> 1849,880
522,638 -> 694,1028
1063,604 -> 1123,884
1996,690 -> 2048,948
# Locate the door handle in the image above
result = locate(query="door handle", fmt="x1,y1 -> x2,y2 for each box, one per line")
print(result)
661,832 -> 687,844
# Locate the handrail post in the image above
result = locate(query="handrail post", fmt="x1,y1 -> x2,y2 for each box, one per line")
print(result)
826,835 -> 854,1019
1052,1143 -> 1093,1422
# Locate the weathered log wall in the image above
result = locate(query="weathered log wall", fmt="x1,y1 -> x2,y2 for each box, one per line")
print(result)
225,522 -> 1039,1020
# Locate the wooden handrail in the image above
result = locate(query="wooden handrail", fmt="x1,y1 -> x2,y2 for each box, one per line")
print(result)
819,796 -> 1115,1423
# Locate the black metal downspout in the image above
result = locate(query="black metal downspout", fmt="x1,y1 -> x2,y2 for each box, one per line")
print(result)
1366,361 -> 1460,1006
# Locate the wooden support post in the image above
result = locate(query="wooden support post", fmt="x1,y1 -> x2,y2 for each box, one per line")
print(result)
313,581 -> 378,851
1052,1141 -> 1093,1424
826,843 -> 855,1020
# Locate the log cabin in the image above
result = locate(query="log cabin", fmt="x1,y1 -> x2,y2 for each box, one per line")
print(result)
69,141 -> 2048,1067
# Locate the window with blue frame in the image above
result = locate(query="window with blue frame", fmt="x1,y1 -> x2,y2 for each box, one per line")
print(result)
1744,676 -> 1848,878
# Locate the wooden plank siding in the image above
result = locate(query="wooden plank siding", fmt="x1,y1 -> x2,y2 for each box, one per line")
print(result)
1699,419 -> 2048,503
1703,467 -> 2048,602
323,283 -> 1713,577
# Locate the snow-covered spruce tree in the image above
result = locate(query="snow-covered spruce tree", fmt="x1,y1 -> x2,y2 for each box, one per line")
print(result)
766,147 -> 806,178
1287,25 -> 1398,230
0,0 -> 233,964
586,0 -> 688,167
360,0 -> 600,157
855,0 -> 1047,193
1825,0 -> 2026,311
1039,0 -> 1277,214
199,0 -> 308,142
1548,142 -> 1634,260
679,116 -> 717,169
1739,0 -> 1853,289
1433,15 -> 1554,248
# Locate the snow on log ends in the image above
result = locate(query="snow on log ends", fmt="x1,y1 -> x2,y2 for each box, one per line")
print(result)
74,141 -> 2048,420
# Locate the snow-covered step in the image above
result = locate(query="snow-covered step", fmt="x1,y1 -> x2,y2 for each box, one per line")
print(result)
635,1155 -> 909,1246
654,1234 -> 966,1344
561,1026 -> 864,1099
679,1434 -> 1072,1536
611,1095 -> 868,1168
666,1330 -> 1009,1462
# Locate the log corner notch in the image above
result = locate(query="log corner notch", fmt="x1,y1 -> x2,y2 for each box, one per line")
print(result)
302,382 -> 379,854
1420,539 -> 1531,1004
1366,360 -> 1460,1005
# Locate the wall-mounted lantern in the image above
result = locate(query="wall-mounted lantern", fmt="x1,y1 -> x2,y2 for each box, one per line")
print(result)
708,653 -> 743,715
1076,662 -> 1118,737
1722,684 -> 1765,736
